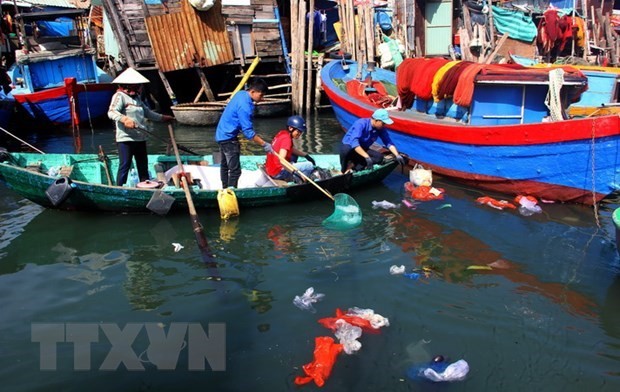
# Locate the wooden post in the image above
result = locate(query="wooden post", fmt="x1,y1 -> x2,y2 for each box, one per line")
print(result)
305,0 -> 315,119
195,68 -> 215,102
290,0 -> 300,113
158,70 -> 177,105
314,54 -> 324,114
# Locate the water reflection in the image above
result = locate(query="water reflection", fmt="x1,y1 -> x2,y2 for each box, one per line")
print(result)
391,206 -> 599,318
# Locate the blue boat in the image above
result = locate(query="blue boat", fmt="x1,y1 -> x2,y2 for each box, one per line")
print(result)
320,59 -> 620,205
9,9 -> 115,126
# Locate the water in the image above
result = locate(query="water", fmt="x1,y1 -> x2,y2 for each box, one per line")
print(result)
1,114 -> 620,391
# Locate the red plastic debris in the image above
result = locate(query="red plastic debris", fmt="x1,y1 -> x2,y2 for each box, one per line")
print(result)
294,336 -> 343,387
475,196 -> 516,210
404,182 -> 445,201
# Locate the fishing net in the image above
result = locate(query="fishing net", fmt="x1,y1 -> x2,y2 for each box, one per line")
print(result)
322,193 -> 362,230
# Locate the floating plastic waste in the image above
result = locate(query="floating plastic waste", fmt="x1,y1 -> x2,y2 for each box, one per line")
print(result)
372,200 -> 399,209
294,336 -> 343,387
346,307 -> 390,329
172,243 -> 184,252
408,357 -> 470,382
390,265 -> 406,275
515,195 -> 542,216
293,287 -> 325,313
334,319 -> 362,354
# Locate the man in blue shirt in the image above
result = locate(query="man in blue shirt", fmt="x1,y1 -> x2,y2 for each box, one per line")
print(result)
340,108 -> 405,173
215,78 -> 273,188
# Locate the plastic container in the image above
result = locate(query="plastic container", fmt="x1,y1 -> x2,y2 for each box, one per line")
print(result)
45,177 -> 74,206
217,188 -> 239,220
129,168 -> 139,187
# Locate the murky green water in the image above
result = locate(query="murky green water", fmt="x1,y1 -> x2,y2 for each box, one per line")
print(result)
1,114 -> 620,391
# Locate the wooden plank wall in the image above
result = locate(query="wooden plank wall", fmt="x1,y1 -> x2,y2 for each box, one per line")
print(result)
222,0 -> 283,60
145,0 -> 234,72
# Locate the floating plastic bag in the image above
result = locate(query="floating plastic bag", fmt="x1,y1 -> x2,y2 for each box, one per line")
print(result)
390,265 -> 406,275
515,195 -> 542,216
334,319 -> 362,354
318,308 -> 376,333
294,336 -> 343,387
372,200 -> 399,209
293,287 -> 325,313
422,359 -> 470,382
408,357 -> 469,382
476,196 -> 516,210
404,183 -> 445,201
346,307 -> 390,329
322,193 -> 362,230
409,164 -> 433,187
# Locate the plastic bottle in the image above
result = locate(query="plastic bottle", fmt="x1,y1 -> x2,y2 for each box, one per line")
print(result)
129,168 -> 139,187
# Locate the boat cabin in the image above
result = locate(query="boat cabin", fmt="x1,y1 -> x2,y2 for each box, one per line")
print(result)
10,9 -> 104,93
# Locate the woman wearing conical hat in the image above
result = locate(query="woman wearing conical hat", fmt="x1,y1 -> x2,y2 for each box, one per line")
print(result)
108,68 -> 174,186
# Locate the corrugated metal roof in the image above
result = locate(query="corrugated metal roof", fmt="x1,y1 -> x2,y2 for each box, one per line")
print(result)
21,0 -> 89,9
145,0 -> 234,72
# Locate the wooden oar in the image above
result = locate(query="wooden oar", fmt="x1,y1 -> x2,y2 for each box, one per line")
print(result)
98,145 -> 113,185
274,153 -> 335,201
168,124 -> 214,262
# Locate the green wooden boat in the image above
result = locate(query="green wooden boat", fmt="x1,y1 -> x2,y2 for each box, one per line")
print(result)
613,208 -> 620,257
0,151 -> 398,213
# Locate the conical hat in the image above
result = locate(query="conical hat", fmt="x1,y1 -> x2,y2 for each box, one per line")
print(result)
112,68 -> 150,84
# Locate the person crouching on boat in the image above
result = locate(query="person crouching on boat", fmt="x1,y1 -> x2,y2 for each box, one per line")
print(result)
108,68 -> 175,187
340,108 -> 405,173
264,115 -> 316,183
215,78 -> 274,189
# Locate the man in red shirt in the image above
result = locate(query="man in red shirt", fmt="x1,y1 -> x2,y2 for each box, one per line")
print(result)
265,115 -> 316,183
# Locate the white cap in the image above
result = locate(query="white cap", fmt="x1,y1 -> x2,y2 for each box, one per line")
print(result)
112,68 -> 150,84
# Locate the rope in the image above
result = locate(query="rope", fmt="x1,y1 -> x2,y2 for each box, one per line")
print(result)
79,83 -> 96,152
545,68 -> 565,122
590,120 -> 601,228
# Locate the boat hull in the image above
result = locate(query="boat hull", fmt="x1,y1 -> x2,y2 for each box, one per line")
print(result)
320,60 -> 620,204
0,152 -> 397,212
172,98 -> 291,127
13,82 -> 115,125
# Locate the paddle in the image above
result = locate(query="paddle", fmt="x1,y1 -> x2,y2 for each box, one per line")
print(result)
167,124 -> 214,262
135,124 -> 202,156
274,153 -> 335,201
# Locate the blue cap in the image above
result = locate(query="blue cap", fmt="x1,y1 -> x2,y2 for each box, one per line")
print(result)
372,109 -> 393,125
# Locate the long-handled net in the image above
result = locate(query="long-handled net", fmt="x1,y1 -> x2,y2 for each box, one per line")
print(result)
322,193 -> 362,230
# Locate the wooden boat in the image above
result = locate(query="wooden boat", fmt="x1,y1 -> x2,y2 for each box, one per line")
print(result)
0,151 -> 397,212
171,97 -> 291,126
567,67 -> 620,117
613,208 -> 620,258
9,9 -> 115,126
320,59 -> 620,205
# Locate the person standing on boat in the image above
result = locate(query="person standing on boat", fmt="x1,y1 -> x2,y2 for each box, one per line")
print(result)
264,115 -> 315,183
215,78 -> 273,189
340,108 -> 405,173
108,67 -> 174,187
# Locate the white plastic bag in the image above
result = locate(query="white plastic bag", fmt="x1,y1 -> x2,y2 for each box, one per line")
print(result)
409,164 -> 433,187
422,359 -> 469,382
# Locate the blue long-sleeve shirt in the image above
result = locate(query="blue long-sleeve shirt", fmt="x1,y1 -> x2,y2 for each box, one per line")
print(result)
215,91 -> 256,142
342,118 -> 395,149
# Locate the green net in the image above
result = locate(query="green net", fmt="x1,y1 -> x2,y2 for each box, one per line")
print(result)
322,193 -> 362,230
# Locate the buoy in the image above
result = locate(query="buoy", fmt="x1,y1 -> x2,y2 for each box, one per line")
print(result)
217,188 -> 239,220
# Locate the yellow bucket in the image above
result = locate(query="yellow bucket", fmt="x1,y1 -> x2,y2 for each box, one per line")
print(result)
217,188 -> 240,220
